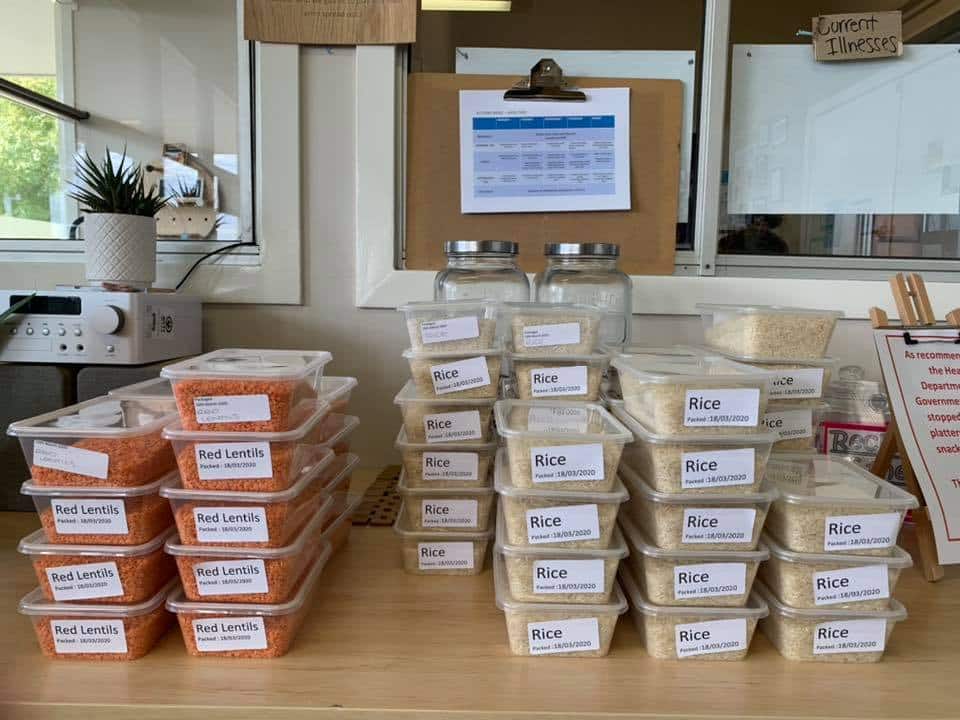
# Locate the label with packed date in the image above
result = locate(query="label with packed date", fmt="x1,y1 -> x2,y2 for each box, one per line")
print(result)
422,452 -> 479,481
681,448 -> 755,489
681,508 -> 756,544
813,619 -> 887,654
421,499 -> 478,528
46,561 -> 123,601
34,440 -> 109,480
423,410 -> 482,443
429,356 -> 491,395
530,443 -> 604,484
420,316 -> 480,345
684,389 -> 760,427
674,618 -> 747,658
522,322 -> 581,348
193,506 -> 269,543
51,619 -> 128,654
530,365 -> 588,397
51,499 -> 128,535
824,512 -> 900,552
526,503 -> 600,544
533,559 -> 604,594
194,395 -> 271,424
673,562 -> 747,600
527,617 -> 599,655
417,541 -> 474,570
813,564 -> 889,606
193,616 -> 268,652
193,559 -> 269,596
195,442 -> 272,480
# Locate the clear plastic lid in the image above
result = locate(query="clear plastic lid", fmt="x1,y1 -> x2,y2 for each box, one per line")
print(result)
765,454 -> 918,509
494,552 -> 628,614
394,426 -> 497,452
19,577 -> 179,618
612,405 -> 778,446
161,348 -> 332,381
610,349 -> 774,386
7,395 -> 178,438
619,566 -> 769,619
494,449 -> 629,503
507,350 -> 611,365
398,470 -> 495,497
108,377 -> 174,401
398,299 -> 498,317
760,532 -> 912,568
754,580 -> 906,621
394,379 -> 498,407
393,505 -> 495,541
21,476 -> 165,499
620,514 -> 769,563
321,490 -> 363,540
696,304 -> 845,319
162,402 -> 332,442
620,463 -> 776,506
320,453 -> 360,499
401,344 -> 503,360
699,346 -> 839,368
494,400 -> 631,442
19,526 -> 177,558
496,506 -> 629,560
318,415 -> 360,449
319,376 -> 358,404
503,302 -> 603,320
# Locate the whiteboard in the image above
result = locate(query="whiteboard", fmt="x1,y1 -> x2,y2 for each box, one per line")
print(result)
728,45 -> 960,215
456,48 -> 696,222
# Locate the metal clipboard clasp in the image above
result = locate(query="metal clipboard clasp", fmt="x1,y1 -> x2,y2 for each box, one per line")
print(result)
504,59 -> 586,102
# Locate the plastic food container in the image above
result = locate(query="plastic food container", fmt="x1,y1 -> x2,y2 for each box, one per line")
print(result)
108,377 -> 178,413
756,580 -> 906,662
496,507 -> 628,604
316,414 -> 360,454
8,396 -> 178,488
621,464 -> 774,551
706,352 -> 836,403
403,346 -> 502,400
619,514 -> 767,608
394,380 -> 496,444
759,533 -> 912,611
397,471 -> 495,532
764,454 -> 918,556
698,304 -> 843,360
161,348 -> 333,432
400,299 -> 499,351
394,508 -> 493,575
395,427 -> 496,489
762,401 -> 829,451
23,477 -> 173,546
160,452 -> 336,548
166,497 -> 334,603
509,351 -> 610,401
610,349 -> 773,436
319,452 -> 360,519
495,553 -> 626,657
319,376 -> 358,413
19,527 -> 177,604
495,400 -> 631,491
619,566 -> 768,661
613,405 -> 776,495
322,490 -> 362,554
19,578 -> 176,661
504,302 -> 602,355
167,551 -> 330,658
495,450 -> 628,550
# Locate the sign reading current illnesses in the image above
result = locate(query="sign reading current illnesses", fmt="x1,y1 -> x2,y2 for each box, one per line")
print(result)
812,11 -> 902,62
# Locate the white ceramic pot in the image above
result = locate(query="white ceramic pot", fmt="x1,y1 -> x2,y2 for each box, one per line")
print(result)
83,213 -> 157,286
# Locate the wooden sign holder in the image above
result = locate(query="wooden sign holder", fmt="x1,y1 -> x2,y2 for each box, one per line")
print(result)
869,273 -> 960,582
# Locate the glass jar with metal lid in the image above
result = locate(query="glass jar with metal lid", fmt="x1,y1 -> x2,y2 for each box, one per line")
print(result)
434,240 -> 530,303
534,243 -> 632,346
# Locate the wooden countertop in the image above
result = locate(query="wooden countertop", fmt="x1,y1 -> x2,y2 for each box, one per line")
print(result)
2,505 -> 958,720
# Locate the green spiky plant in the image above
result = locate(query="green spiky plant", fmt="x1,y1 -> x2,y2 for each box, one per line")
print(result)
67,148 -> 170,216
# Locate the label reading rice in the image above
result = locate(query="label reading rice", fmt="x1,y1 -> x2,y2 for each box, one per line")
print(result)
424,410 -> 482,443
681,508 -> 756,544
673,562 -> 747,600
51,499 -> 128,535
684,389 -> 760,427
429,356 -> 491,395
768,368 -> 825,400
46,561 -> 123,601
422,452 -> 479,481
824,512 -> 900,552
420,316 -> 480,345
533,559 -> 604,594
526,504 -> 600,545
522,322 -> 581,348
813,619 -> 886,655
193,616 -> 268,652
762,408 -> 813,441
34,440 -> 109,480
530,366 -> 588,398
417,541 -> 474,570
674,618 -> 747,658
195,442 -> 272,480
681,448 -> 755,489
193,506 -> 269,543
527,617 -> 599,655
194,395 -> 271,424
193,559 -> 269,596
421,499 -> 478,528
51,619 -> 128,654
526,405 -> 589,434
813,565 -> 889,606
530,443 -> 604,484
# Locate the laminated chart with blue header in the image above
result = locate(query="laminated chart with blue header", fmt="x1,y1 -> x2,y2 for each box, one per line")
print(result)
459,88 -> 631,214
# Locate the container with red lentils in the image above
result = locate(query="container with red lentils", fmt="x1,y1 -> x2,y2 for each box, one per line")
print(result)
320,452 -> 360,518
316,413 -> 360,455
161,348 -> 333,432
7,396 -> 178,488
108,377 -> 179,414
319,376 -> 358,414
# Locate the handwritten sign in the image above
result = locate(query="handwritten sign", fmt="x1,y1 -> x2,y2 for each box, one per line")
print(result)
244,0 -> 416,45
812,11 -> 903,62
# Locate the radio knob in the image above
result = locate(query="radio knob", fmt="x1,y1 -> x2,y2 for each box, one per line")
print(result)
91,306 -> 124,335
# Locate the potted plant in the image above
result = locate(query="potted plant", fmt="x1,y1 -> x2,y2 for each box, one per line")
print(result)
68,148 -> 169,287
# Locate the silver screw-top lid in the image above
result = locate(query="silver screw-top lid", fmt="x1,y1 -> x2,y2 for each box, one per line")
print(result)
445,240 -> 519,255
544,243 -> 620,257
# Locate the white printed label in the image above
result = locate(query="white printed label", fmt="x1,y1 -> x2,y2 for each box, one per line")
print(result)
526,405 -> 589,434
526,504 -> 600,545
530,443 -> 604,484
824,512 -> 901,552
681,508 -> 756,545
194,395 -> 271,424
813,619 -> 887,655
674,618 -> 747,658
768,368 -> 825,400
194,442 -> 272,480
192,616 -> 268,652
683,388 -> 760,427
51,499 -> 128,535
762,408 -> 813,441
420,316 -> 480,345
429,356 -> 491,395
424,410 -> 482,443
34,440 -> 109,480
533,559 -> 605,595
417,541 -> 475,570
193,506 -> 269,543
527,617 -> 599,655
681,448 -> 756,489
422,452 -> 479,481
673,562 -> 747,600
522,321 -> 581,348
46,562 -> 123,601
813,565 -> 890,606
193,559 -> 269,596
421,499 -> 478,528
530,365 -> 588,398
51,619 -> 128,654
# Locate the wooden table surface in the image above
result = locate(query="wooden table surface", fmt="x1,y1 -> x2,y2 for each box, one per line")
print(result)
2,508 -> 958,720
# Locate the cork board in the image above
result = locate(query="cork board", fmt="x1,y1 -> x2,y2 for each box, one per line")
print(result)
244,0 -> 416,45
405,73 -> 682,275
